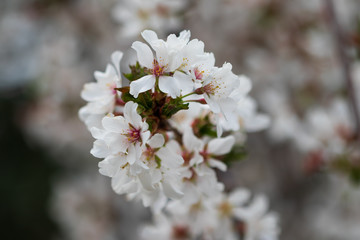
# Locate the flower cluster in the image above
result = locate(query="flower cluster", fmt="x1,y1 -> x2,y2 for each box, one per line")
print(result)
140,188 -> 279,240
112,0 -> 187,39
80,30 -> 277,239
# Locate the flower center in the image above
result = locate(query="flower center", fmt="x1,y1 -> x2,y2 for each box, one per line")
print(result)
203,82 -> 220,95
107,83 -> 117,95
218,201 -> 233,217
126,125 -> 141,143
144,145 -> 155,160
182,150 -> 194,165
194,67 -> 204,80
151,60 -> 165,77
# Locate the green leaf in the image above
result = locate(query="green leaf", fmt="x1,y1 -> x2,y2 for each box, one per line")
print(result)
124,62 -> 149,81
192,115 -> 217,138
161,97 -> 189,119
222,145 -> 247,166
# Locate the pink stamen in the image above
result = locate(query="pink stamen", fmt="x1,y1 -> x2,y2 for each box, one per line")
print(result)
194,67 -> 204,80
127,126 -> 141,143
151,60 -> 164,77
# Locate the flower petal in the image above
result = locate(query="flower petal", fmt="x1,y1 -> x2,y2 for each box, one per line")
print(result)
208,135 -> 235,155
123,101 -> 142,128
141,30 -> 159,48
159,76 -> 181,98
102,115 -> 127,133
183,127 -> 203,152
111,51 -> 123,77
208,158 -> 227,171
162,180 -> 183,199
131,41 -> 154,69
129,75 -> 156,98
173,71 -> 194,93
148,133 -> 165,148
228,188 -> 250,206
90,139 -> 111,158
138,171 -> 155,191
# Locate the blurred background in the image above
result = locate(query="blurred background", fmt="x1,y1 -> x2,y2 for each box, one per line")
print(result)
1,0 -> 360,239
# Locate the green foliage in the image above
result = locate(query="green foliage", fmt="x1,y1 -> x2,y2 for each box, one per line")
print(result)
332,154 -> 360,185
193,115 -> 217,138
222,145 -> 247,166
118,87 -> 153,113
123,62 -> 149,82
161,97 -> 189,119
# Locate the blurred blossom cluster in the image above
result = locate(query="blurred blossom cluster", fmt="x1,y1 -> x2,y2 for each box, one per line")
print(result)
2,0 -> 360,240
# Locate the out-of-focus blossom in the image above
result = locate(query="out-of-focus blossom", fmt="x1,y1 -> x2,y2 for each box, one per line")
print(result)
112,0 -> 187,39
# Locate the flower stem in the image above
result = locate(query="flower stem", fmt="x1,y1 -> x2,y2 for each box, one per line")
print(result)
180,91 -> 196,99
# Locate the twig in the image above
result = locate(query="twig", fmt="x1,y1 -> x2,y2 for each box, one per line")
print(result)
325,0 -> 360,140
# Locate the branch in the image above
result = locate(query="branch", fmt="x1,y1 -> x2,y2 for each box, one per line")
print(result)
325,0 -> 360,140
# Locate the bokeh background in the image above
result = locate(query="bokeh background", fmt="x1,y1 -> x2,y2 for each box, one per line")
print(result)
1,0 -> 360,239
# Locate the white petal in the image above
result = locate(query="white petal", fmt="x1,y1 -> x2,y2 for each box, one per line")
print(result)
111,51 -> 123,77
173,71 -> 194,93
98,154 -> 127,177
129,75 -> 156,98
141,30 -> 159,48
183,127 -> 203,152
106,132 -> 129,153
148,133 -> 165,148
94,64 -> 116,83
208,159 -> 227,171
208,135 -> 235,155
131,41 -> 154,69
189,152 -> 203,166
102,115 -> 127,133
123,101 -> 142,128
141,130 -> 151,145
152,169 -> 162,184
89,127 -> 106,139
228,188 -> 250,206
156,140 -> 184,168
162,180 -> 183,199
138,171 -> 155,191
158,76 -> 181,98
216,116 -> 224,137
90,139 -> 111,158
244,114 -> 271,132
230,75 -> 252,101
204,94 -> 220,113
81,83 -> 106,102
127,143 -> 142,165
152,41 -> 170,68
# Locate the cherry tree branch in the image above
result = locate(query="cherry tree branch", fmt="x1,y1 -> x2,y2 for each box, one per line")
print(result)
325,0 -> 360,140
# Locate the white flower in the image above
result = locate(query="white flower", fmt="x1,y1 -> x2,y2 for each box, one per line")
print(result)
211,189 -> 252,240
234,195 -> 280,240
130,30 -> 195,98
79,51 -> 123,128
169,102 -> 209,133
216,95 -> 271,136
112,0 -> 186,39
201,63 -> 239,113
98,130 -> 186,209
90,101 -> 150,165
130,137 -> 185,208
183,127 -> 234,172
295,98 -> 354,156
